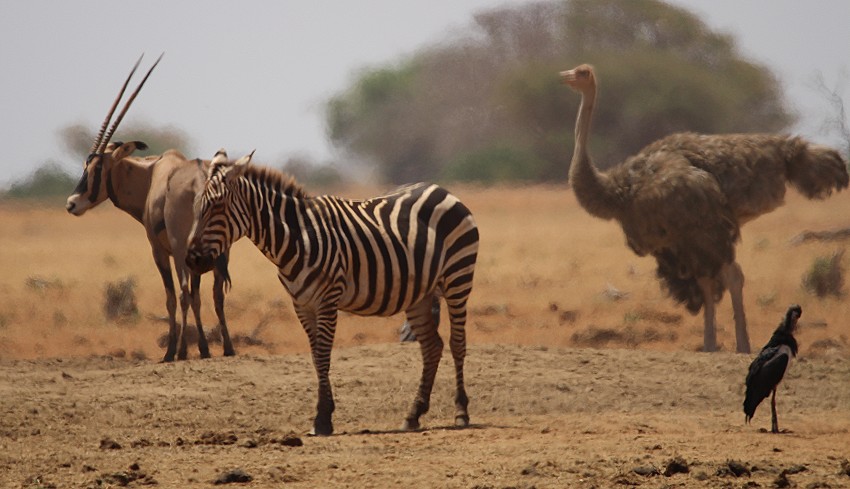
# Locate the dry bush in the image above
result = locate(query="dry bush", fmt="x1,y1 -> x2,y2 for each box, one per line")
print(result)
25,275 -> 65,294
571,324 -> 677,348
103,277 -> 139,322
802,249 -> 845,297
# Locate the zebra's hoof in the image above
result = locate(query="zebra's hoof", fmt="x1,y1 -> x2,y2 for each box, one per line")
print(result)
308,427 -> 333,437
455,415 -> 470,428
309,421 -> 334,436
401,419 -> 420,431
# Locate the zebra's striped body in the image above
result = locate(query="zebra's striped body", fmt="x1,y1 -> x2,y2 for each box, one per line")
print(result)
187,151 -> 479,435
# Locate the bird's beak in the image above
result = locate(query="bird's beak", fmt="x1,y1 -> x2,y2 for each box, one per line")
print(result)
559,69 -> 576,84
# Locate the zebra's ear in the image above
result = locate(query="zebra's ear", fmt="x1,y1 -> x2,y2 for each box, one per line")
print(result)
224,150 -> 253,183
208,148 -> 229,179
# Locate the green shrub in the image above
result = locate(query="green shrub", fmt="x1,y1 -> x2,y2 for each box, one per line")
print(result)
802,250 -> 844,298
2,162 -> 76,201
441,146 -> 547,183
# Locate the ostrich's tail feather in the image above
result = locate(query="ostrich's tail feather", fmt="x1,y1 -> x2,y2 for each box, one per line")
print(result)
786,139 -> 849,199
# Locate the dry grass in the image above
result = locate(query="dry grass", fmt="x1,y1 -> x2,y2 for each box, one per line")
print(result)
2,185 -> 850,360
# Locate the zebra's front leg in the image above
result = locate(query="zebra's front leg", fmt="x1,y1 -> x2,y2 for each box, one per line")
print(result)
299,306 -> 339,436
402,298 -> 443,431
213,258 -> 235,357
188,272 -> 212,359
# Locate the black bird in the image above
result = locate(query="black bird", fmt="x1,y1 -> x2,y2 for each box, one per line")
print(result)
743,304 -> 802,433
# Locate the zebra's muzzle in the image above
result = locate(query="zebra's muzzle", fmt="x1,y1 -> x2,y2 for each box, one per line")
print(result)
186,250 -> 216,274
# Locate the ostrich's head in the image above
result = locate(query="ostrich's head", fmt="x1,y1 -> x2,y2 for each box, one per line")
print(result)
560,64 -> 596,93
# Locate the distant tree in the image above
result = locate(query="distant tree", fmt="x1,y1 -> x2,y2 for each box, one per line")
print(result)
325,0 -> 794,184
59,121 -> 193,161
281,154 -> 345,188
2,161 -> 76,201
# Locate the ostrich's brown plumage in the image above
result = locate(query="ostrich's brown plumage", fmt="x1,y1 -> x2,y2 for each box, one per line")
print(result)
561,64 -> 849,353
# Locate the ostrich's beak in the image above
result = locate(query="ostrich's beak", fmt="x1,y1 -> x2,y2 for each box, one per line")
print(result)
559,69 -> 576,84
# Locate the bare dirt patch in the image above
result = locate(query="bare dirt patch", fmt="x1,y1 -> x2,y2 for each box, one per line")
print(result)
1,345 -> 849,488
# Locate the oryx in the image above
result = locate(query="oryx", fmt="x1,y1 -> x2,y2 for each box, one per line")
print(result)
66,55 -> 235,361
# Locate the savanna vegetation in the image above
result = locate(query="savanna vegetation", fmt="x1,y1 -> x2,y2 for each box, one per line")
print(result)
325,0 -> 794,184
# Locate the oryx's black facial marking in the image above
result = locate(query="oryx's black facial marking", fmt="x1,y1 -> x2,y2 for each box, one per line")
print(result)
89,157 -> 103,203
72,168 -> 90,195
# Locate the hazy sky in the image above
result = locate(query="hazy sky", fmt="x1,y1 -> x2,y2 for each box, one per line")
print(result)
1,0 -> 848,187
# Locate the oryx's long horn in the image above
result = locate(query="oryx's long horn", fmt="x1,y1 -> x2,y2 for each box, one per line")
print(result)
89,54 -> 144,155
96,52 -> 164,154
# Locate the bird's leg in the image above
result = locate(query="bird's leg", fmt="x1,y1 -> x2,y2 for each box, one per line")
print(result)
771,388 -> 779,434
698,277 -> 718,352
723,262 -> 751,354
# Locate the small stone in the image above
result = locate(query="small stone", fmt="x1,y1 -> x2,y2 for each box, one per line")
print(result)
633,465 -> 660,477
99,437 -> 121,450
782,464 -> 807,475
663,457 -> 689,476
726,460 -> 751,477
774,472 -> 791,488
278,432 -> 303,447
213,468 -> 252,484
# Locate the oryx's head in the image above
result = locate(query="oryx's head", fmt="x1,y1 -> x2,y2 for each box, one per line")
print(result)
186,149 -> 254,274
65,54 -> 162,216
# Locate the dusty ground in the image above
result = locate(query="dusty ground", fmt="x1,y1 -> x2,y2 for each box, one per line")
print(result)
2,184 -> 850,487
1,345 -> 849,488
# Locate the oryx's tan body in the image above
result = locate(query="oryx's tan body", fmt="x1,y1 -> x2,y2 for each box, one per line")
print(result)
67,143 -> 235,361
66,54 -> 235,361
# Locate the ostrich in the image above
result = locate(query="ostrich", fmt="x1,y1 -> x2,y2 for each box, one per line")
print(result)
561,64 -> 848,353
744,304 -> 801,433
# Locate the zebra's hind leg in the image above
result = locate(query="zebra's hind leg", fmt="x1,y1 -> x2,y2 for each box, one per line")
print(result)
446,295 -> 470,428
402,297 -> 443,431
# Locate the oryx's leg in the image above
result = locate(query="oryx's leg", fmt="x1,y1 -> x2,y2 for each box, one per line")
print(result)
175,265 -> 206,360
445,291 -> 471,428
296,304 -> 339,436
152,249 -> 179,363
189,272 -> 211,359
213,254 -> 235,357
698,277 -> 718,352
402,296 -> 444,431
723,261 -> 751,354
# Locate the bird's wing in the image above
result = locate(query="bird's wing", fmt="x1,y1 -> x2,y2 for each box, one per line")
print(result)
744,347 -> 790,419
746,345 -> 782,382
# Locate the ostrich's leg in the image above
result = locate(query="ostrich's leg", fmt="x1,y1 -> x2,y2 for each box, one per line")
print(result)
723,262 -> 751,353
698,277 -> 718,352
770,389 -> 779,433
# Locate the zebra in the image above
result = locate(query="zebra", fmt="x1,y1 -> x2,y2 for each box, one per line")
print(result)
186,150 -> 479,436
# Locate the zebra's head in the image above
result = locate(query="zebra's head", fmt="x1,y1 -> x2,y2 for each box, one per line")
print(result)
66,54 -> 162,216
186,148 -> 254,274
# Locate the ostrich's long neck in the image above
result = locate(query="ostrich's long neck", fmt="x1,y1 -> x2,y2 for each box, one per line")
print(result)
569,85 -> 619,220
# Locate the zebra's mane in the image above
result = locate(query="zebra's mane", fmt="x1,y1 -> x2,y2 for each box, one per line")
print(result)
243,164 -> 309,199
